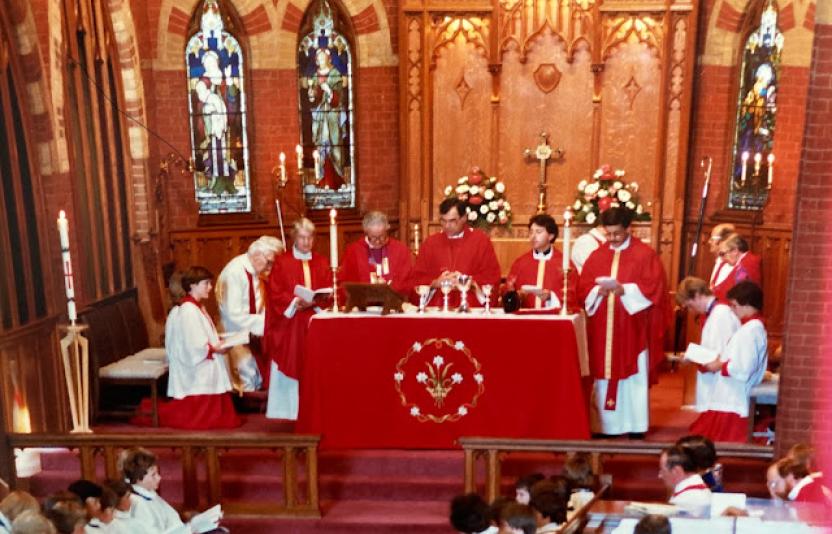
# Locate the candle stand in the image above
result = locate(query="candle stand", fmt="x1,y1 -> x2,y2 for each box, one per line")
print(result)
59,323 -> 92,433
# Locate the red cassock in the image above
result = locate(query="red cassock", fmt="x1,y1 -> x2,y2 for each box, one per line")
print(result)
577,238 -> 668,405
412,228 -> 501,308
339,238 -> 414,297
713,252 -> 762,303
263,252 -> 331,380
507,249 -> 578,311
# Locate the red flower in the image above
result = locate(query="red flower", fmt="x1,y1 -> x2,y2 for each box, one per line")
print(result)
468,195 -> 484,205
468,173 -> 483,185
598,197 -> 613,212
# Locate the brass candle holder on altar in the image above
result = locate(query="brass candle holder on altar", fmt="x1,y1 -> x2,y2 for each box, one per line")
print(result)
560,208 -> 573,316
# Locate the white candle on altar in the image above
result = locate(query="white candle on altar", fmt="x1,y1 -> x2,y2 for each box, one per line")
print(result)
740,151 -> 749,184
279,152 -> 286,183
767,153 -> 775,187
329,209 -> 338,269
57,210 -> 77,323
753,152 -> 762,176
313,150 -> 322,180
562,209 -> 572,272
295,144 -> 303,172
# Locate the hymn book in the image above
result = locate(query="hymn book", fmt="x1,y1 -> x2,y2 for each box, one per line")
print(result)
294,285 -> 334,302
188,504 -> 223,533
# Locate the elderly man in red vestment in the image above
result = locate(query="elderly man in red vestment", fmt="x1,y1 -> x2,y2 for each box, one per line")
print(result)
264,218 -> 331,420
339,211 -> 414,298
712,233 -> 762,303
412,197 -> 501,309
577,207 -> 667,437
507,213 -> 577,311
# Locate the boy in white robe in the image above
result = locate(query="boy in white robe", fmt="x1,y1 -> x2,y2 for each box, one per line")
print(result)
659,445 -> 711,516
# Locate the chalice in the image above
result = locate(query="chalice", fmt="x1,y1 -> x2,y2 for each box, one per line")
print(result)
416,285 -> 431,313
457,274 -> 473,313
481,284 -> 493,314
440,279 -> 455,313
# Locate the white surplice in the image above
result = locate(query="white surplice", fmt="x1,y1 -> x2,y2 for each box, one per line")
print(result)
571,227 -> 606,274
129,485 -> 189,534
669,473 -> 712,515
695,300 -> 741,412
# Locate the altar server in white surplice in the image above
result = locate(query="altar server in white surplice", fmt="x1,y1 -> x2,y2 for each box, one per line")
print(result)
660,446 -> 712,516
676,277 -> 740,413
570,225 -> 606,274
216,235 -> 283,392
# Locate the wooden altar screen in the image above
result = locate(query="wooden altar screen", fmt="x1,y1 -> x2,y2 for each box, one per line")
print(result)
398,0 -> 699,282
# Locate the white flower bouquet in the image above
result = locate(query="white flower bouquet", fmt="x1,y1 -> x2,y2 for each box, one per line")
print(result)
572,164 -> 650,224
443,166 -> 512,230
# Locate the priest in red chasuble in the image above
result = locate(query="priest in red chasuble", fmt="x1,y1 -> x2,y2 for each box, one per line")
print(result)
577,207 -> 668,436
507,213 -> 577,311
412,197 -> 501,308
339,210 -> 414,297
263,217 -> 331,420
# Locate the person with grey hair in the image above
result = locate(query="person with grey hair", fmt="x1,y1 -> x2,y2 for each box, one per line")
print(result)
216,235 -> 284,391
264,218 -> 331,420
340,211 -> 414,297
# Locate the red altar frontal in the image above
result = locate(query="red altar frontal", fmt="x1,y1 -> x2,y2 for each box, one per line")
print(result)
296,313 -> 591,449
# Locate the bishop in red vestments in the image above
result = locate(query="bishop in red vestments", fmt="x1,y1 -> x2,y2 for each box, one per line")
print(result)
340,211 -> 414,297
577,207 -> 667,436
263,218 -> 331,420
507,213 -> 577,311
412,198 -> 501,308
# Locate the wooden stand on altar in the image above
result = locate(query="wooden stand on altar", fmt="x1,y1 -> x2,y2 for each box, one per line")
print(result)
59,324 -> 92,433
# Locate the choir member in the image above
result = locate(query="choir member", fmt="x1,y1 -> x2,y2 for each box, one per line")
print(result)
712,233 -> 762,303
0,491 -> 39,533
707,223 -> 735,289
675,277 -> 740,416
775,458 -> 832,505
659,445 -> 712,513
570,224 -> 606,274
412,197 -> 500,309
161,266 -> 240,430
692,281 -> 767,442
339,211 -> 414,296
506,214 -> 577,311
216,235 -> 283,392
577,208 -> 667,437
264,218 -> 330,421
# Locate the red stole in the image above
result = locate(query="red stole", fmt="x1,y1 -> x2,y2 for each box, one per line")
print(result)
507,249 -> 577,311
340,237 -> 414,296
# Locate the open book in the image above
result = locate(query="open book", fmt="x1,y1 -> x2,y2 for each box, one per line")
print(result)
294,285 -> 334,303
595,276 -> 619,290
219,331 -> 250,348
684,342 -> 719,365
520,284 -> 548,296
188,504 -> 222,533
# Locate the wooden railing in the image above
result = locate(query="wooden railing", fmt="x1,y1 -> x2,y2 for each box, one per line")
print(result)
5,432 -> 321,518
459,437 -> 774,502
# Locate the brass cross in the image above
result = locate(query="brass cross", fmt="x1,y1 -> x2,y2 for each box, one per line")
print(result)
524,132 -> 565,213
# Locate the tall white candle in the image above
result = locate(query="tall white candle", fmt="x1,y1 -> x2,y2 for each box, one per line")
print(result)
753,152 -> 762,176
313,150 -> 322,180
562,209 -> 572,272
57,210 -> 77,323
279,152 -> 286,184
740,151 -> 749,185
295,144 -> 303,172
329,209 -> 338,269
767,153 -> 775,187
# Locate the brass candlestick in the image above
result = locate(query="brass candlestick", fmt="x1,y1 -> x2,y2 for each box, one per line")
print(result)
331,267 -> 340,313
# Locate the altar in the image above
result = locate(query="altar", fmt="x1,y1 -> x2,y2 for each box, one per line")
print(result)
296,311 -> 591,449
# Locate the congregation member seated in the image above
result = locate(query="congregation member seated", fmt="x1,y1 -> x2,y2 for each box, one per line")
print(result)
449,494 -> 498,534
10,511 -> 57,534
690,281 -> 767,442
658,445 -> 711,514
42,493 -> 85,534
498,504 -> 536,534
634,514 -> 671,534
506,214 -> 577,311
264,218 -> 331,421
529,480 -> 567,533
562,453 -> 598,511
775,457 -> 832,505
81,485 -> 117,532
340,211 -> 414,297
153,266 -> 240,430
675,435 -> 723,492
0,491 -> 39,533
712,234 -> 762,303
66,480 -> 101,526
105,479 -> 153,533
514,474 -> 545,505
787,443 -> 823,482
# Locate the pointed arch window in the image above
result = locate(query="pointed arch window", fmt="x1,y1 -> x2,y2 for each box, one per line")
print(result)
728,0 -> 783,210
297,0 -> 357,210
186,0 -> 251,214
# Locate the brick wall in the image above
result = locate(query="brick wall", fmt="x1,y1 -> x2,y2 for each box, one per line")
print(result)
776,21 -> 832,466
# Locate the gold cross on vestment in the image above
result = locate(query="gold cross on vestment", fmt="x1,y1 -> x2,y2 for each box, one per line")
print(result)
524,132 -> 565,213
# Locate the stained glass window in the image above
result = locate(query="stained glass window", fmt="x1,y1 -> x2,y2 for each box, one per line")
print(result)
297,0 -> 356,210
186,0 -> 251,214
728,0 -> 783,210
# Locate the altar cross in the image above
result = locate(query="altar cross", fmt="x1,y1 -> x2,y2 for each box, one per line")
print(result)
524,131 -> 564,213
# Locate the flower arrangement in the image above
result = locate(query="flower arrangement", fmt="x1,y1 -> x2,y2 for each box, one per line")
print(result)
572,164 -> 651,225
443,167 -> 512,230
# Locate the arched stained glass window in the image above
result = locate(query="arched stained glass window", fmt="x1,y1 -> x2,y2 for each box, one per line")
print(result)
728,0 -> 783,210
297,0 -> 356,210
186,0 -> 251,214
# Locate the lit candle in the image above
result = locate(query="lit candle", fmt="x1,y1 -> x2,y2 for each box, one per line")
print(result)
295,144 -> 303,172
313,150 -> 322,180
413,223 -> 421,255
279,152 -> 286,184
57,211 -> 77,323
740,151 -> 749,185
767,153 -> 775,187
753,152 -> 762,176
329,209 -> 338,269
562,209 -> 572,272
